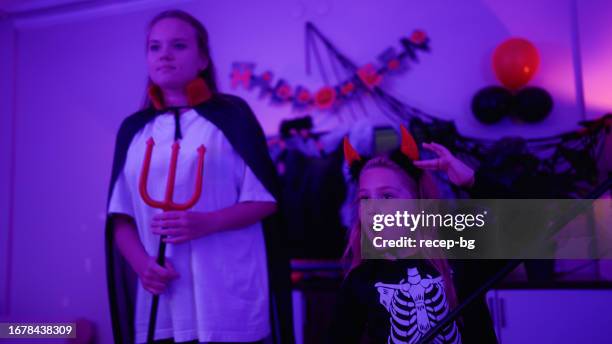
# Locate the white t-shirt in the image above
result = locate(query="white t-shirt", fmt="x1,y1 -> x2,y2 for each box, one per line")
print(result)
108,108 -> 274,343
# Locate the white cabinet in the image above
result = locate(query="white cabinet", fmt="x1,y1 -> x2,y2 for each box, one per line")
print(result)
486,289 -> 612,344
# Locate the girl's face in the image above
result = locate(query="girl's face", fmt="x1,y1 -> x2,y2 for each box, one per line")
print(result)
147,18 -> 207,90
358,166 -> 419,258
358,166 -> 415,200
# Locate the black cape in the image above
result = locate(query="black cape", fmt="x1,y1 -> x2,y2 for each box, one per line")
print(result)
104,94 -> 294,344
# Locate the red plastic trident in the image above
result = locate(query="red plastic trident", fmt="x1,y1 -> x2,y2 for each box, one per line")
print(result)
139,138 -> 206,211
138,137 -> 206,344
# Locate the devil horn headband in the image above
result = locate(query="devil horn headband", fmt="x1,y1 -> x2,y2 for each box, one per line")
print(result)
343,124 -> 419,167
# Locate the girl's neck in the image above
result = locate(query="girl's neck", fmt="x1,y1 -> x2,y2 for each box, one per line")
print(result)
161,87 -> 188,108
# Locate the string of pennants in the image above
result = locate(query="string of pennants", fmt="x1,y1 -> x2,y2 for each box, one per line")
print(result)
230,29 -> 430,110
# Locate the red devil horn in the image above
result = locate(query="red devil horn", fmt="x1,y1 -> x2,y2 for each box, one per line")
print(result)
343,136 -> 362,166
400,124 -> 419,160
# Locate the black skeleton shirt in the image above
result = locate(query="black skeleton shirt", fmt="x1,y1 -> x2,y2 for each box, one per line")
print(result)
328,259 -> 500,344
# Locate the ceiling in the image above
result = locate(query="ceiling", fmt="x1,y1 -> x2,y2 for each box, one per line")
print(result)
1,0 -> 86,13
0,0 -> 123,18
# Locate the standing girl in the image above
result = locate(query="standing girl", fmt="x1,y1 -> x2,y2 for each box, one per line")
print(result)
105,10 -> 293,344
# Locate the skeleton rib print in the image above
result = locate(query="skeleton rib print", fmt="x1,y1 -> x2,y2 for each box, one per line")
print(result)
375,267 -> 461,344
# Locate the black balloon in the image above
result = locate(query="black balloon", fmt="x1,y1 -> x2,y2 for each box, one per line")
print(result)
515,87 -> 553,123
471,86 -> 513,124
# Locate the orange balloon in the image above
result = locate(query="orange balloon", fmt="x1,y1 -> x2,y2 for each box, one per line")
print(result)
492,38 -> 540,90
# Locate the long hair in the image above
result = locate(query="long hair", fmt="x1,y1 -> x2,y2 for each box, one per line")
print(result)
343,155 -> 458,309
141,9 -> 219,109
